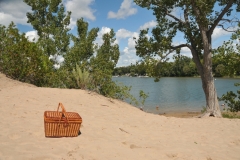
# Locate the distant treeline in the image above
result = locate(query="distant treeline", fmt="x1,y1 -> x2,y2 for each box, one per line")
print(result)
113,54 -> 240,77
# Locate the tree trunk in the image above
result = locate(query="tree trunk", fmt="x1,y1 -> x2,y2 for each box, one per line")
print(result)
201,73 -> 222,118
198,30 -> 222,118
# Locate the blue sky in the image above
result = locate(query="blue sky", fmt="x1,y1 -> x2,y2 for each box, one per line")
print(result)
0,0 -> 238,67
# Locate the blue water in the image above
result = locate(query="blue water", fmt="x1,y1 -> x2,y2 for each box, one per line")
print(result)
113,77 -> 240,114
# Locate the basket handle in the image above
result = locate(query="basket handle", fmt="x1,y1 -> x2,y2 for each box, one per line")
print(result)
57,103 -> 67,114
57,103 -> 69,126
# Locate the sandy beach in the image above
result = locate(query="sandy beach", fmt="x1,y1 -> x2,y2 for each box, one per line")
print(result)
0,72 -> 240,160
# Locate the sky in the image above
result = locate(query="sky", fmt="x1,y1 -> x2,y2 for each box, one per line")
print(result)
0,0 -> 238,67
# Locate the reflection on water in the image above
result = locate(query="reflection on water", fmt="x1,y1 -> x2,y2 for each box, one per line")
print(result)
113,77 -> 240,114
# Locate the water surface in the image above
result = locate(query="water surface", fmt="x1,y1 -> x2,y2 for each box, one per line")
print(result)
113,77 -> 240,114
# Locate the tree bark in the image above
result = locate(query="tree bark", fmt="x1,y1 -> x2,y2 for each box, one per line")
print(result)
201,72 -> 222,118
198,29 -> 222,118
192,48 -> 222,117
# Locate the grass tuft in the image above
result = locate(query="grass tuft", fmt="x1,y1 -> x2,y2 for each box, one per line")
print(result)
222,112 -> 240,119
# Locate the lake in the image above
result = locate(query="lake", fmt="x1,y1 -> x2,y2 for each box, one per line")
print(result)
113,77 -> 240,114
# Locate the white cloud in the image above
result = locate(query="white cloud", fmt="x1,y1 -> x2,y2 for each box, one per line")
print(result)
122,35 -> 138,55
115,28 -> 138,50
139,20 -> 157,30
0,0 -> 30,18
116,29 -> 138,44
98,27 -> 112,36
127,36 -> 137,50
0,0 -> 31,26
49,55 -> 65,69
65,0 -> 96,22
117,49 -> 140,67
170,42 -> 192,58
108,0 -> 137,19
0,12 -> 29,27
25,31 -> 39,42
115,29 -> 140,67
67,18 -> 77,30
116,29 -> 133,39
56,55 -> 64,63
95,27 -> 112,46
212,27 -> 232,40
181,47 -> 192,57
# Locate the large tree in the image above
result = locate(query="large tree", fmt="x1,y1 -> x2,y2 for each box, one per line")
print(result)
24,0 -> 71,62
134,0 -> 240,117
90,29 -> 120,97
63,18 -> 99,71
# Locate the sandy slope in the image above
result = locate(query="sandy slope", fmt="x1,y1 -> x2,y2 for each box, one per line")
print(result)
0,73 -> 240,160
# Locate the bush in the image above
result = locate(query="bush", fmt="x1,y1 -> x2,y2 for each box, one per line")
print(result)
219,83 -> 240,112
72,64 -> 91,89
0,22 -> 52,86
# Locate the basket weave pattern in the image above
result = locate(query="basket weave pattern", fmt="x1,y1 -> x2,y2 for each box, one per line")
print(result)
44,103 -> 82,137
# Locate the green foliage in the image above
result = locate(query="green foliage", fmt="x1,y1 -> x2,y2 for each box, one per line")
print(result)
0,22 -> 52,86
113,55 -> 199,77
134,0 -> 239,116
89,29 -> 120,97
63,18 -> 99,71
213,41 -> 240,77
134,0 -> 239,72
231,22 -> 240,40
72,64 -> 91,89
24,0 -> 71,59
139,90 -> 149,107
0,1 -> 141,106
219,83 -> 240,112
100,81 -> 138,105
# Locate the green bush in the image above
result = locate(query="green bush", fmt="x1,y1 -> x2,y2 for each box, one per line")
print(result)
72,64 -> 91,89
0,22 -> 52,86
219,83 -> 240,112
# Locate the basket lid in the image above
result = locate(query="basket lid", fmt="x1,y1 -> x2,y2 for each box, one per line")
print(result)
44,111 -> 82,122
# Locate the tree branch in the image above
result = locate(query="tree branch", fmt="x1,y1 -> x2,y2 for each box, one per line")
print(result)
166,12 -> 185,24
164,44 -> 189,58
154,2 -> 186,24
208,0 -> 234,35
156,44 -> 190,65
170,44 -> 189,51
218,24 -> 236,32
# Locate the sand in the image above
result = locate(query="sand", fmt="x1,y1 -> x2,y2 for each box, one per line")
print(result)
0,72 -> 240,160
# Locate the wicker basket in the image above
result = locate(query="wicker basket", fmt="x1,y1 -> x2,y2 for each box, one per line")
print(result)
44,103 -> 82,137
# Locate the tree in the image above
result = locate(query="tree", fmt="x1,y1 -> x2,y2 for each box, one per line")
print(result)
24,0 -> 71,62
134,0 -> 240,117
63,18 -> 99,71
90,29 -> 120,97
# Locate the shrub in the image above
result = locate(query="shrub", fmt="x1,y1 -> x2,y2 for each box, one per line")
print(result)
72,64 -> 91,89
219,83 -> 240,112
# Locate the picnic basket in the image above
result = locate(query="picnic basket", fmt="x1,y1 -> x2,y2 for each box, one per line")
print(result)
44,103 -> 82,137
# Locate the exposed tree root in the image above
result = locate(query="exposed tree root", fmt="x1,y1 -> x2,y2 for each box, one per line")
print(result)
198,111 -> 222,118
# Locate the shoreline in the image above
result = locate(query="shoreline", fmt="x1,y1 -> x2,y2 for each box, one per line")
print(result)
144,110 -> 202,118
159,111 -> 201,118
